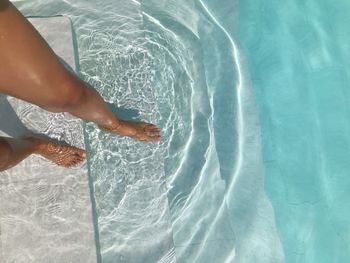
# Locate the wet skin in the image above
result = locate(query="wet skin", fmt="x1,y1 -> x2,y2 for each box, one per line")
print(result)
0,1 -> 160,169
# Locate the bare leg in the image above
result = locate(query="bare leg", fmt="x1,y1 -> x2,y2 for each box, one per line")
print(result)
0,136 -> 85,171
0,1 -> 160,142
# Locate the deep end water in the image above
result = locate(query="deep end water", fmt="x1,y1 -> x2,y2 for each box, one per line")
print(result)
239,0 -> 350,262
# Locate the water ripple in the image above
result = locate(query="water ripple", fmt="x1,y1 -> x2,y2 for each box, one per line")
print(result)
11,0 -> 285,262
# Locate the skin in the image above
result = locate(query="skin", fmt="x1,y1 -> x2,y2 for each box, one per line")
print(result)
0,0 -> 160,170
0,136 -> 86,171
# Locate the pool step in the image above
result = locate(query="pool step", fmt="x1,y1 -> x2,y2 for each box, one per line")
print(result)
0,17 -> 96,263
80,0 -> 177,262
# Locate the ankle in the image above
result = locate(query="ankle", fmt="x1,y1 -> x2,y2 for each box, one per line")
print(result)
23,137 -> 45,153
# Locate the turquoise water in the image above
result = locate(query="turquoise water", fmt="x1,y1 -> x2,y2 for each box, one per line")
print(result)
14,0 -> 350,262
239,1 -> 350,262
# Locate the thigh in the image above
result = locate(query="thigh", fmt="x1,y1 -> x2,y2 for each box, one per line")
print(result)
0,2 -> 74,108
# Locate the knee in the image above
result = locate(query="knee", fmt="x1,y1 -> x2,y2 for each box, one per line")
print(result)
44,78 -> 87,113
0,139 -> 12,172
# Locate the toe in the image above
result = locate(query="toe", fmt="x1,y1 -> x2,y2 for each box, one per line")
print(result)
147,127 -> 161,132
72,159 -> 81,166
145,123 -> 158,129
74,155 -> 83,163
77,150 -> 86,159
75,153 -> 84,162
69,158 -> 81,167
146,135 -> 161,142
65,153 -> 82,167
146,130 -> 161,136
151,128 -> 161,133
145,126 -> 161,134
69,156 -> 77,165
63,161 -> 73,168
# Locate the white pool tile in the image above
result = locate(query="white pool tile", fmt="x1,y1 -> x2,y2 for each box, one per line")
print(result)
0,17 -> 96,263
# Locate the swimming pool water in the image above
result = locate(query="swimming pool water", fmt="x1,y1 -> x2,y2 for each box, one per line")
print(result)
141,0 -> 283,262
239,1 -> 350,262
13,0 -> 350,262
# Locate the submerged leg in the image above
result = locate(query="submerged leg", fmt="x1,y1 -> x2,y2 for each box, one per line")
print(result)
0,1 -> 160,142
0,136 -> 85,171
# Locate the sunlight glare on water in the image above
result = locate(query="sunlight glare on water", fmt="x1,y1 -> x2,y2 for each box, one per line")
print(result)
14,0 -> 284,262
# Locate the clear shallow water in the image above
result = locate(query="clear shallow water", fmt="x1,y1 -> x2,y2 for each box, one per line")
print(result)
15,0 -> 283,262
14,0 -> 350,262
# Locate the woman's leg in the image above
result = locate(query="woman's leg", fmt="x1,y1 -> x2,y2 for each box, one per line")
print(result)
0,136 -> 85,171
0,1 -> 160,142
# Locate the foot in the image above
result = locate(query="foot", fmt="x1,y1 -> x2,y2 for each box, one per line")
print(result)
27,137 -> 86,168
98,121 -> 161,142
